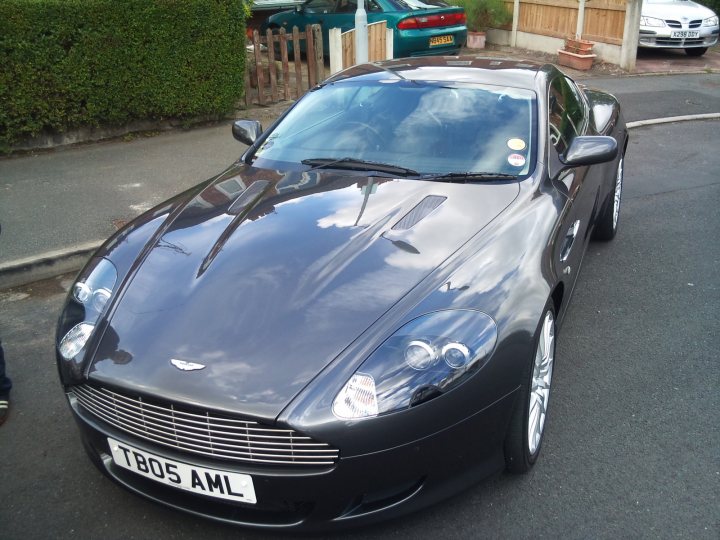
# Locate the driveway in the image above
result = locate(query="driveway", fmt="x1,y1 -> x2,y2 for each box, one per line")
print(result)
635,45 -> 720,74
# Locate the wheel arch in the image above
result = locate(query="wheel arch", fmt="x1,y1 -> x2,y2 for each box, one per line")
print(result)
550,281 -> 564,323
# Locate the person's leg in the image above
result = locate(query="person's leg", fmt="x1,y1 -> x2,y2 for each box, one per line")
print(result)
0,339 -> 11,425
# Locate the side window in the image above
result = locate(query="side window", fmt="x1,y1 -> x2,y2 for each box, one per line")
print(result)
548,76 -> 586,154
335,0 -> 357,13
305,0 -> 335,13
334,0 -> 382,13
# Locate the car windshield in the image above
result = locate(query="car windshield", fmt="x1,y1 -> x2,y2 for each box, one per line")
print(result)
250,79 -> 537,178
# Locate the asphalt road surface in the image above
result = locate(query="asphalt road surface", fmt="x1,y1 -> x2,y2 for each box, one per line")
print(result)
1,120 -> 718,539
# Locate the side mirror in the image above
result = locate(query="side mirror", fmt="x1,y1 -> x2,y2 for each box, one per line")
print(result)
561,136 -> 618,167
232,120 -> 263,146
295,4 -> 303,12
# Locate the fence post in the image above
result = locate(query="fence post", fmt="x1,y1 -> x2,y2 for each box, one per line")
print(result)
386,28 -> 393,59
279,28 -> 290,101
511,0 -> 520,47
329,28 -> 342,74
576,0 -> 586,38
354,3 -> 368,63
620,0 -> 641,70
253,30 -> 265,106
266,29 -> 278,102
293,26 -> 303,97
312,24 -> 324,84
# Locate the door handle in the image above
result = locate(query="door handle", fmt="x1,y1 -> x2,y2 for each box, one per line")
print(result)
560,220 -> 580,262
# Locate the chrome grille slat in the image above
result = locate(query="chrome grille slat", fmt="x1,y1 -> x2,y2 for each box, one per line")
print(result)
77,385 -> 259,425
75,388 -> 322,443
72,384 -> 339,466
80,398 -> 332,460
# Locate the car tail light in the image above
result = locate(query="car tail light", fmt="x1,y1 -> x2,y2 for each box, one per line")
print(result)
397,12 -> 466,30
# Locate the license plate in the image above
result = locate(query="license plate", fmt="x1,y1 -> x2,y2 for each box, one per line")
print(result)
429,35 -> 454,47
671,30 -> 700,39
108,437 -> 257,504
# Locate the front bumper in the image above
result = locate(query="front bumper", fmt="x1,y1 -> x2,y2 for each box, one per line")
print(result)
639,25 -> 719,48
68,388 -> 516,530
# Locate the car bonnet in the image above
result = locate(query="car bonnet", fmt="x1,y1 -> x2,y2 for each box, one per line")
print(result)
86,166 -> 519,420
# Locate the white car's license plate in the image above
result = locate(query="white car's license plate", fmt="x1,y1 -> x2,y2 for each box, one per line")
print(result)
671,30 -> 700,39
108,437 -> 257,504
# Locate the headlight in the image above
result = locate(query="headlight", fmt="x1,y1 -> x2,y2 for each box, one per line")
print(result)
57,257 -> 118,362
703,15 -> 718,26
332,310 -> 498,420
640,16 -> 665,27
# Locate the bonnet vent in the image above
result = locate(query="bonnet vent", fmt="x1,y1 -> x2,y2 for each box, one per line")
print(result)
392,195 -> 447,231
228,180 -> 270,215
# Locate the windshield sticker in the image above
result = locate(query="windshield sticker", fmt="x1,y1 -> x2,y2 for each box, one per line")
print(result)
507,138 -> 526,151
508,154 -> 526,167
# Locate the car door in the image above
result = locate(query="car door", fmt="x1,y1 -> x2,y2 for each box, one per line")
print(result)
299,0 -> 336,32
328,0 -> 385,38
547,75 -> 600,288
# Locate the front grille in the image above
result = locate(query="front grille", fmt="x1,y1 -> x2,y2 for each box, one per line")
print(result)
665,19 -> 702,29
72,384 -> 339,466
656,37 -> 706,46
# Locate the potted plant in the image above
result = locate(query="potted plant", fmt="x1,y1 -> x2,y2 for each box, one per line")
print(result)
558,35 -> 596,71
449,0 -> 512,49
564,36 -> 594,55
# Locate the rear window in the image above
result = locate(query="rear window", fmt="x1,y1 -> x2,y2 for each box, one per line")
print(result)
388,0 -> 448,10
252,79 -> 537,178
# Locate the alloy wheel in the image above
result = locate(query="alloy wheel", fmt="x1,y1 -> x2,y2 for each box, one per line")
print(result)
528,310 -> 555,456
612,157 -> 623,230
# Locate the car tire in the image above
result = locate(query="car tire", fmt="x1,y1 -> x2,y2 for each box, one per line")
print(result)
592,154 -> 623,241
685,47 -> 707,57
504,304 -> 556,474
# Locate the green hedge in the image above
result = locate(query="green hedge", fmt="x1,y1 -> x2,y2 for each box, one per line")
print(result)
0,0 -> 249,149
698,0 -> 720,16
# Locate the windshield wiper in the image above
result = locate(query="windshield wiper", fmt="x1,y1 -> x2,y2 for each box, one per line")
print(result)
419,172 -> 519,183
301,157 -> 419,177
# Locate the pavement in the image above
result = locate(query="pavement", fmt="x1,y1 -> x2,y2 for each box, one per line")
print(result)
1,46 -> 720,289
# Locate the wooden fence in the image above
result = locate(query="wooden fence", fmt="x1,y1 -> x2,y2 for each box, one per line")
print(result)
244,24 -> 324,107
505,0 -> 625,45
342,20 -> 389,65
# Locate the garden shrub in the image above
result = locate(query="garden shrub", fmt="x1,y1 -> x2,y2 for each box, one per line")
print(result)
0,0 -> 249,149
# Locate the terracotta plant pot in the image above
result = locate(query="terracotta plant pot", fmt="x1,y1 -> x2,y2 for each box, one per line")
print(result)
557,49 -> 596,71
466,31 -> 486,49
564,37 -> 594,55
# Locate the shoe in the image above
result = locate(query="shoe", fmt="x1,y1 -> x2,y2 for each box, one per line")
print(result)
0,396 -> 9,426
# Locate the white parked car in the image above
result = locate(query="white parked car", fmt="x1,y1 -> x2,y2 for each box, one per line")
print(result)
639,0 -> 719,56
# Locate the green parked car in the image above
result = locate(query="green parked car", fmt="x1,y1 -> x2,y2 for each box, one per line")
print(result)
261,0 -> 467,58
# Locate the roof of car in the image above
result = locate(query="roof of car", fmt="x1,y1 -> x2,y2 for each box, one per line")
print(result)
325,56 -> 554,89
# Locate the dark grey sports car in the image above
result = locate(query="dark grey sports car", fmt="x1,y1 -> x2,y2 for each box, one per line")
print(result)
56,57 -> 627,530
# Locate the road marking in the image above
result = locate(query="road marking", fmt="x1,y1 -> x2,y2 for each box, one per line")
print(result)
627,113 -> 720,129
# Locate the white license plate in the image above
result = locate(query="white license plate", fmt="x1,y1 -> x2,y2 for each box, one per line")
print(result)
108,437 -> 257,504
671,30 -> 700,39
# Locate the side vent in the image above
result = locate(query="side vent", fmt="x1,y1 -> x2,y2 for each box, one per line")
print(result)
392,195 -> 447,231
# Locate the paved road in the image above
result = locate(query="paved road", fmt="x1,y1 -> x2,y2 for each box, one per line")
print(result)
583,73 -> 720,122
1,119 -> 718,539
